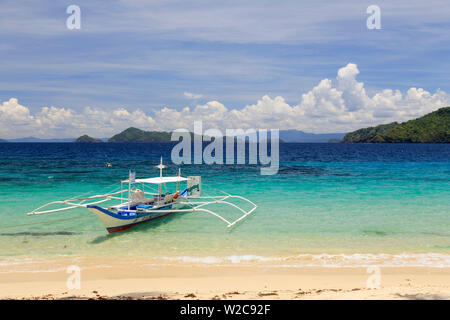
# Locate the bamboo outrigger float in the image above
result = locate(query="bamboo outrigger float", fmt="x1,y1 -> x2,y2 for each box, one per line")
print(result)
27,158 -> 257,233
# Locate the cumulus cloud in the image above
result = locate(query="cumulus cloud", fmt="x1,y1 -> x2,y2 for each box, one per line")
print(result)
0,98 -> 156,138
1,63 -> 449,138
156,63 -> 449,132
0,98 -> 33,124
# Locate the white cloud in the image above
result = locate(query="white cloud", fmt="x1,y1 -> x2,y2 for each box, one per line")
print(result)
0,98 -> 33,124
1,63 -> 449,138
0,99 -> 156,138
155,63 -> 449,132
183,92 -> 203,99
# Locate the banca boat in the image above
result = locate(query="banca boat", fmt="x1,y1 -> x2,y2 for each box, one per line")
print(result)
27,159 -> 257,233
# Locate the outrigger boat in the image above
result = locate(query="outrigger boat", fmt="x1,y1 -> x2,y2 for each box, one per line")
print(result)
27,159 -> 257,233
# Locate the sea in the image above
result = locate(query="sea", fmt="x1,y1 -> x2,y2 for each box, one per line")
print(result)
0,142 -> 449,268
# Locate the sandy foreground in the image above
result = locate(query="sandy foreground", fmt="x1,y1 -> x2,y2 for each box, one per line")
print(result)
0,256 -> 449,300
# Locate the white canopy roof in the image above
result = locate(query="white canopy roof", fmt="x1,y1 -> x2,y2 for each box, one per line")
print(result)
123,176 -> 188,184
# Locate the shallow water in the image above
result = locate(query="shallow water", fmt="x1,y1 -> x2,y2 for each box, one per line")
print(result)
0,143 -> 449,266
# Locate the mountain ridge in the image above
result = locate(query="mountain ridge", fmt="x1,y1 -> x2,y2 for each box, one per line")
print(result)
2,129 -> 346,143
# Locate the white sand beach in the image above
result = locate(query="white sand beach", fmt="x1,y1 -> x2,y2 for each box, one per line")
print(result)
0,256 -> 449,300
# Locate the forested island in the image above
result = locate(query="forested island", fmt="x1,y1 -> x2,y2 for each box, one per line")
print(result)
343,107 -> 449,143
75,135 -> 104,143
107,127 -> 172,142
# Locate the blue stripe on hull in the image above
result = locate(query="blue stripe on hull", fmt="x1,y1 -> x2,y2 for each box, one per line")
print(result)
106,212 -> 174,233
87,204 -> 173,220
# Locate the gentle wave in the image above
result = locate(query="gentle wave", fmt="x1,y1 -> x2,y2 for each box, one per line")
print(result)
0,256 -> 113,273
160,254 -> 284,264
1,253 -> 449,273
158,253 -> 450,267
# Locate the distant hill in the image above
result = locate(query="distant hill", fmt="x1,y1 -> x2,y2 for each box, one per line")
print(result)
108,128 -> 346,143
6,137 -> 75,142
222,130 -> 344,143
108,127 -> 172,142
343,107 -> 450,143
279,130 -> 346,143
5,129 -> 347,143
75,135 -> 103,143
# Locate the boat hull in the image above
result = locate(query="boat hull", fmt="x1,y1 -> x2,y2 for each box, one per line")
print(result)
87,203 -> 184,233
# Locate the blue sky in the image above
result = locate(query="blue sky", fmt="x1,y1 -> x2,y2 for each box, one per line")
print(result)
0,0 -> 449,138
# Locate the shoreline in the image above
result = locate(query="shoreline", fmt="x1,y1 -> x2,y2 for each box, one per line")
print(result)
0,255 -> 449,300
2,251 -> 450,270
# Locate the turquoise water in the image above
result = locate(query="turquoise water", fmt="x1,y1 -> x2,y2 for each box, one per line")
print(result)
0,143 -> 449,265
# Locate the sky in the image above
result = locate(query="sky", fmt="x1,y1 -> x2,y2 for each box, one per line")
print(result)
0,0 -> 450,138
